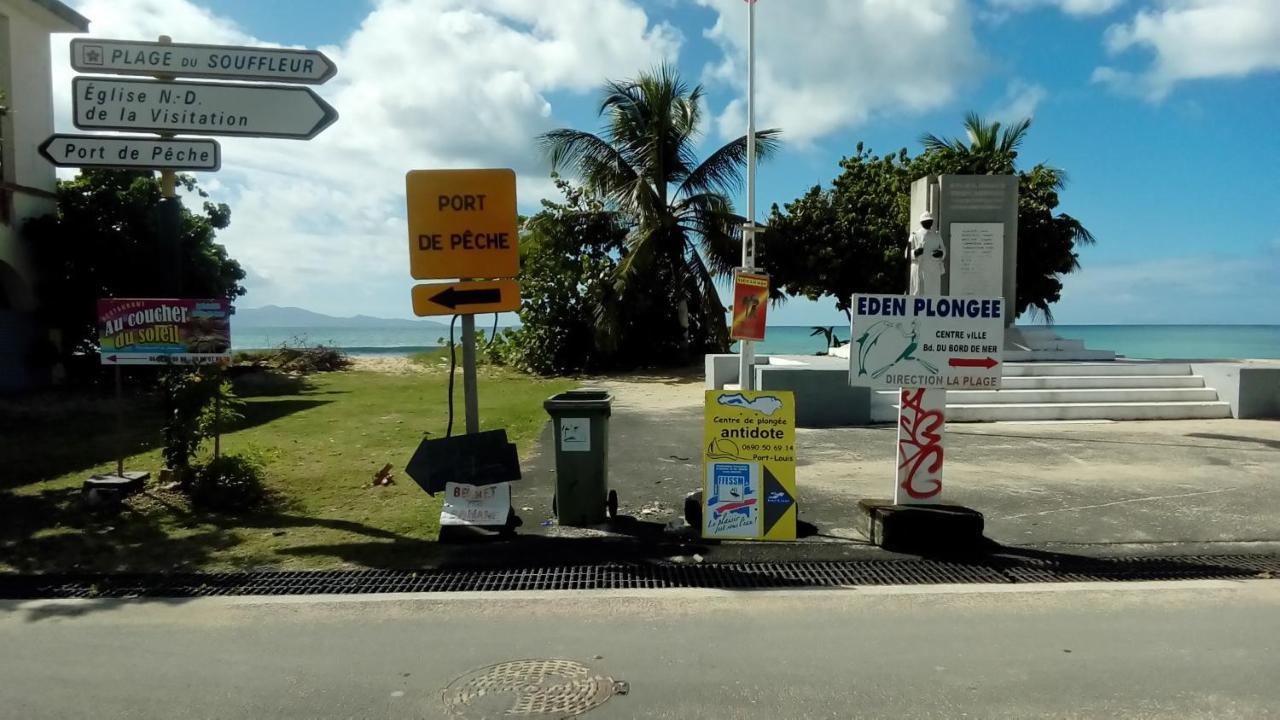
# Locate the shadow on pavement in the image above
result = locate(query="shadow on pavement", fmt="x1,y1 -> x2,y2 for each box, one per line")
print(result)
1184,432 -> 1280,450
948,429 -> 1277,452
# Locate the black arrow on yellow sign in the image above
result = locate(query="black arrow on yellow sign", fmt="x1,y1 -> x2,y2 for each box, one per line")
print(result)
431,285 -> 500,309
411,279 -> 520,317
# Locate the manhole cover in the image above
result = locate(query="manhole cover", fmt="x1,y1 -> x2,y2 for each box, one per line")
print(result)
442,658 -> 624,719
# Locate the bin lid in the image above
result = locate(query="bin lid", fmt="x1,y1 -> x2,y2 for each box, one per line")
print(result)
544,388 -> 612,411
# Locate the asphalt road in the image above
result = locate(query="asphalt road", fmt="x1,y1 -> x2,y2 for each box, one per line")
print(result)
3,580 -> 1278,719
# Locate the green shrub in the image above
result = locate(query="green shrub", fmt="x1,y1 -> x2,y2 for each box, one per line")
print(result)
188,453 -> 269,514
162,368 -> 242,474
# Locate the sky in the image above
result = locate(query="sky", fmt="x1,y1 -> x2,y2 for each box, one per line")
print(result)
50,0 -> 1280,326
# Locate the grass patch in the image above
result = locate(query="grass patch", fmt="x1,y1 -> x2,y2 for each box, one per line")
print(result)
2,365 -> 573,573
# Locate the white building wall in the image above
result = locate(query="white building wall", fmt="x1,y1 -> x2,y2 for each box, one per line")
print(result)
0,0 -> 85,389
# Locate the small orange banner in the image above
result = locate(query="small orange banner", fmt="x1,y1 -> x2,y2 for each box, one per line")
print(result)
730,272 -> 769,342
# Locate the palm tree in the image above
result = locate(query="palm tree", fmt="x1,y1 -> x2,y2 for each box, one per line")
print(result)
808,326 -> 843,353
538,64 -> 779,355
918,112 -> 1095,320
919,111 -> 1030,175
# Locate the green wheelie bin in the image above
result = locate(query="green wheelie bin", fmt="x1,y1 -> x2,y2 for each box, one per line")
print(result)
543,389 -> 615,526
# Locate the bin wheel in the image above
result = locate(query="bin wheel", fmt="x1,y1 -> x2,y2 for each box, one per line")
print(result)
607,490 -> 618,520
551,493 -> 557,517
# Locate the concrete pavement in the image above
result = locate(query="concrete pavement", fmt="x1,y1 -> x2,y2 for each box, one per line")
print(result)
505,373 -> 1280,559
3,581 -> 1278,719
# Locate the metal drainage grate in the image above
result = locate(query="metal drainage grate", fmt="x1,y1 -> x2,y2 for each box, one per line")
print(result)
0,555 -> 1276,599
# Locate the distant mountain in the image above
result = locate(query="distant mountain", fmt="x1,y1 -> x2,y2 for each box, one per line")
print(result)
234,305 -> 446,329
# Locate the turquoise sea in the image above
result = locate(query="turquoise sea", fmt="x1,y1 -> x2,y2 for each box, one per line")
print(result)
233,324 -> 1280,360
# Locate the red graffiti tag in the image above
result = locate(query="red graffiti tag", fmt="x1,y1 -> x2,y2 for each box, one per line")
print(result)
898,388 -> 944,499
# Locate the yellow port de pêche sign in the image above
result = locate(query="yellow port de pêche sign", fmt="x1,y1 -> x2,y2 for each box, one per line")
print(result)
406,169 -> 518,280
702,389 -> 797,541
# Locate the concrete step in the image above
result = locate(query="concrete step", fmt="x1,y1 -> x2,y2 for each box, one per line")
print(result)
1014,338 -> 1085,351
944,401 -> 1232,422
947,387 -> 1220,405
1004,349 -> 1117,362
1001,374 -> 1206,390
1003,362 -> 1190,377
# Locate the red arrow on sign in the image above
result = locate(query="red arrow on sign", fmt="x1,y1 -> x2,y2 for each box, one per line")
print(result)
949,357 -> 998,369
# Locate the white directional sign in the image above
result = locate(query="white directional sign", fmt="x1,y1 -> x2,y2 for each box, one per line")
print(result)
72,76 -> 338,139
39,133 -> 220,171
848,294 -> 1005,390
71,38 -> 336,84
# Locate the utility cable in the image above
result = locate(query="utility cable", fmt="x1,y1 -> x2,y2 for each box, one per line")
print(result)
446,313 -> 459,438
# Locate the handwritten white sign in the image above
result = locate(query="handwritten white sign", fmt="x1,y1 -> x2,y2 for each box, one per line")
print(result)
440,481 -> 510,526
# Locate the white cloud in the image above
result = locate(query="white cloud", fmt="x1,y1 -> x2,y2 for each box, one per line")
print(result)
1093,0 -> 1280,101
695,0 -> 982,143
987,0 -> 1126,17
990,79 -> 1047,121
1055,249 -> 1280,324
55,0 -> 681,316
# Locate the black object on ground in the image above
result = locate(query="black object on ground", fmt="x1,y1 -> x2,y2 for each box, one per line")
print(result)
857,499 -> 985,553
404,429 -> 521,496
81,471 -> 150,511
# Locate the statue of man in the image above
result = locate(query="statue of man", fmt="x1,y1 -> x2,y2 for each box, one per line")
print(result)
906,211 -> 946,295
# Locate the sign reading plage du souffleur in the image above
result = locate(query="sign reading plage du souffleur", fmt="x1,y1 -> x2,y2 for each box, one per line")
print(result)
702,390 -> 797,541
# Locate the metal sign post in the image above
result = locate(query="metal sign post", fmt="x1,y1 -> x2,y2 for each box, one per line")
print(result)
460,312 -> 480,434
53,33 -> 337,499
405,168 -> 521,436
404,169 -> 523,534
738,0 -> 759,391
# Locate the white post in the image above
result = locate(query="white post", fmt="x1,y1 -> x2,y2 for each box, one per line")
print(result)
895,387 -> 946,505
737,0 -> 758,391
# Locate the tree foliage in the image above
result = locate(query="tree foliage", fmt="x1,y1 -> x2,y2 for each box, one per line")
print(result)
537,64 -> 779,363
765,143 -> 913,316
22,169 -> 246,371
497,178 -> 628,375
764,113 -> 1094,320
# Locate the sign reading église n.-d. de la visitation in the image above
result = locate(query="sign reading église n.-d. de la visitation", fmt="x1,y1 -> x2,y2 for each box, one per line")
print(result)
70,38 -> 336,84
98,298 -> 232,366
848,294 -> 1005,391
72,77 -> 338,140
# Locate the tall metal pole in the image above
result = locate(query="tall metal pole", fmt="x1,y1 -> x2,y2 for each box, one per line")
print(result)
737,0 -> 758,391
156,35 -> 182,297
460,313 -> 479,434
114,365 -> 125,477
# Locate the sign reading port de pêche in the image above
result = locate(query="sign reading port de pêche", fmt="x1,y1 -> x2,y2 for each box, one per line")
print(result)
406,169 -> 518,280
72,77 -> 338,140
70,38 -> 336,84
39,134 -> 220,171
848,294 -> 1005,390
